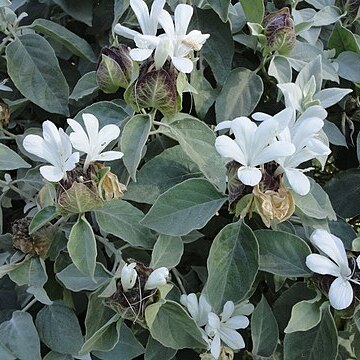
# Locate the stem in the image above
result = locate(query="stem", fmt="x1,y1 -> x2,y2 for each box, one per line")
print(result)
0,127 -> 16,139
153,120 -> 171,129
96,235 -> 121,257
149,130 -> 162,136
172,268 -> 186,295
22,297 -> 37,312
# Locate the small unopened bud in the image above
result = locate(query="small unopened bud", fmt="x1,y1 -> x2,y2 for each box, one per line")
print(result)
121,262 -> 138,292
263,8 -> 295,55
144,267 -> 169,290
96,45 -> 133,93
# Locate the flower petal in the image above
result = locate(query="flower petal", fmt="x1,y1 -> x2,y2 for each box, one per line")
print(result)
237,166 -> 262,186
64,152 -> 80,171
225,315 -> 249,330
23,135 -> 54,163
39,165 -> 64,182
130,0 -> 150,34
175,4 -> 193,36
215,136 -> 247,165
150,0 -> 166,34
113,24 -> 140,40
172,56 -> 193,73
130,48 -> 154,61
154,37 -> 172,69
210,333 -> 221,360
97,124 -> 121,152
198,294 -> 212,327
221,301 -> 234,322
82,113 -> 99,148
207,313 -> 221,330
305,254 -> 341,277
252,141 -> 295,166
218,327 -> 245,350
231,117 -> 256,159
283,167 -> 311,195
328,277 -> 353,310
214,121 -> 232,132
67,118 -> 90,153
158,9 -> 174,35
310,229 -> 350,276
94,150 -> 124,162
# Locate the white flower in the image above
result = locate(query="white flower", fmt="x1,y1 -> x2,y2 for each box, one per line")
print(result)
180,293 -> 212,327
205,301 -> 250,360
23,120 -> 79,182
306,229 -> 359,310
114,0 -> 165,62
215,111 -> 295,187
254,105 -> 331,195
121,262 -> 138,292
67,113 -> 123,172
144,267 -> 169,290
154,4 -> 210,73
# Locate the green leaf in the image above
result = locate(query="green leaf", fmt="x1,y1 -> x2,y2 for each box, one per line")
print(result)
56,263 -> 111,291
145,300 -> 207,350
328,22 -> 360,56
205,220 -> 259,312
35,302 -> 84,355
215,68 -> 263,121
161,115 -> 226,192
30,19 -> 97,62
67,215 -> 97,279
251,295 -> 279,357
294,179 -> 336,220
93,322 -> 145,360
74,100 -> 132,128
357,132 -> 360,164
284,305 -> 338,360
29,206 -> 57,234
207,0 -> 230,22
150,234 -> 184,269
193,8 -> 234,84
81,314 -> 121,354
240,0 -> 265,23
43,352 -> 73,360
53,0 -> 93,26
335,51 -> 360,82
6,34 -> 69,115
0,311 -> 41,360
94,199 -> 156,248
145,337 -> 177,360
124,145 -> 202,204
255,230 -> 312,277
273,283 -> 317,333
121,114 -> 151,181
324,169 -> 360,218
0,143 -> 30,170
70,71 -> 98,101
285,299 -> 322,333
140,178 -> 227,236
0,0 -> 11,7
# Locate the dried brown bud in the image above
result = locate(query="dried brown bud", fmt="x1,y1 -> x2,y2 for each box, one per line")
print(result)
0,99 -> 10,127
253,177 -> 295,227
96,164 -> 126,201
12,217 -> 53,258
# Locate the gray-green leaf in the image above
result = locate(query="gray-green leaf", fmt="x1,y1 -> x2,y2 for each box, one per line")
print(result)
0,143 -> 30,170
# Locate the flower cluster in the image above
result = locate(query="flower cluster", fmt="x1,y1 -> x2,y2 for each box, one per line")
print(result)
114,0 -> 209,73
306,229 -> 360,310
23,114 -> 123,182
181,293 -> 253,359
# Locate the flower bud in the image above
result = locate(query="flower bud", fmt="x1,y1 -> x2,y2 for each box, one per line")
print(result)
263,8 -> 296,55
126,62 -> 179,115
96,45 -> 133,93
144,267 -> 169,290
121,262 -> 138,292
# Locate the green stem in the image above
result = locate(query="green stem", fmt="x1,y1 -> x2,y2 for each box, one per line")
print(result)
22,297 -> 37,312
172,268 -> 186,295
